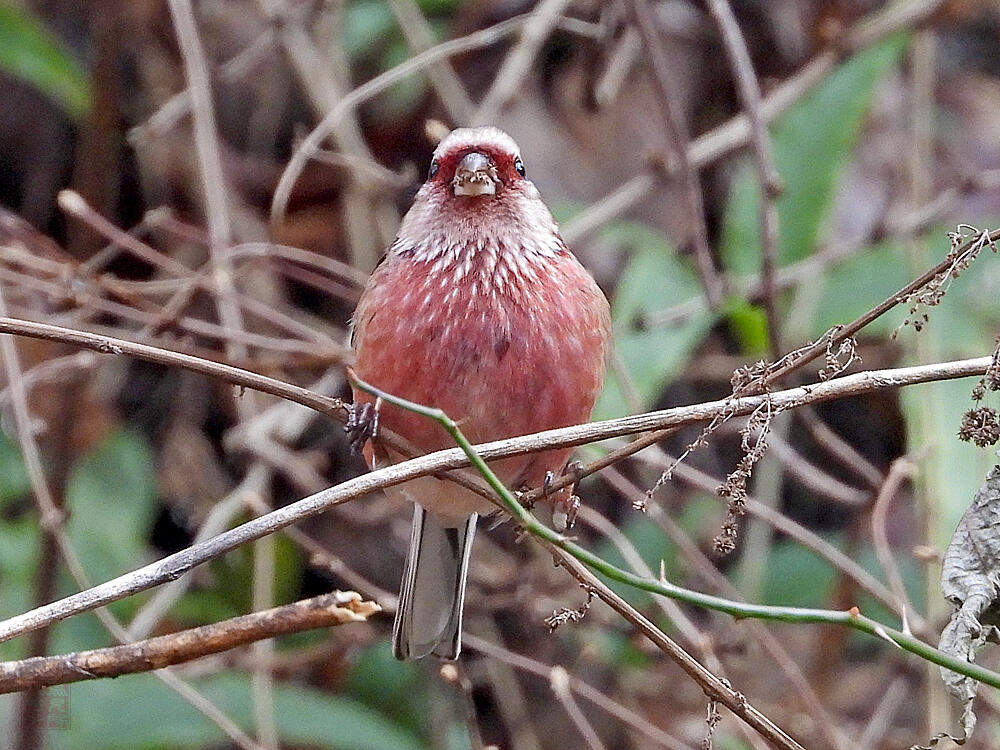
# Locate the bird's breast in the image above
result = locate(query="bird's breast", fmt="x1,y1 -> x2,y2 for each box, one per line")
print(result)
353,243 -> 610,471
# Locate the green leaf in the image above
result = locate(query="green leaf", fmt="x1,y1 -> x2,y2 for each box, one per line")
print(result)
723,297 -> 769,356
0,431 -> 31,508
722,35 -> 907,275
345,642 -> 426,733
415,0 -> 464,13
808,241 -> 910,338
0,2 -> 91,119
761,540 -> 836,608
47,672 -> 428,750
0,515 -> 40,661
64,430 -> 157,591
594,221 -> 714,419
341,0 -> 396,59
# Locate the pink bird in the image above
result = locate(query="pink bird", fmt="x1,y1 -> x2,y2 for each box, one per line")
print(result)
350,126 -> 611,659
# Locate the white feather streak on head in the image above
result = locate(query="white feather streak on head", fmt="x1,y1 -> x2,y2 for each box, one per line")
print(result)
432,126 -> 520,163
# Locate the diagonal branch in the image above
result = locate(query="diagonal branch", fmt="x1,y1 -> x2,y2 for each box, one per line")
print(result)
0,592 -> 378,694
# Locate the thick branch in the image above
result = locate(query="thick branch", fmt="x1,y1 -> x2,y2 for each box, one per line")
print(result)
0,592 -> 377,694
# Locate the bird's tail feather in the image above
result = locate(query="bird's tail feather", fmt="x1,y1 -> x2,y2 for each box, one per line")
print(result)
392,504 -> 477,660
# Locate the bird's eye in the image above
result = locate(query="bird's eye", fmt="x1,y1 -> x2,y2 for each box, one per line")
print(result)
428,160 -> 439,180
514,157 -> 526,178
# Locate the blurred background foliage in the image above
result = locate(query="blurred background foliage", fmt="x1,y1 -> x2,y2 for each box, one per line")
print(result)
0,0 -> 999,748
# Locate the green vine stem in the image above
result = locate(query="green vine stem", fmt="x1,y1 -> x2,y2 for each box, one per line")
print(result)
349,372 -> 1000,691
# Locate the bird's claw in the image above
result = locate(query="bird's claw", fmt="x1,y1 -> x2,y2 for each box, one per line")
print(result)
565,460 -> 585,497
345,401 -> 379,454
551,493 -> 580,533
542,471 -> 556,498
515,485 -> 536,512
546,461 -> 585,533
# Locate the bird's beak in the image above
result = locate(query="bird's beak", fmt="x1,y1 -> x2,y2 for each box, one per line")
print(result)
452,152 -> 497,197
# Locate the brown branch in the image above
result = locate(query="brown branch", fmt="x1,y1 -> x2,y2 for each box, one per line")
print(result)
462,634 -> 694,750
473,0 -> 571,124
271,13 -> 538,229
544,544 -> 805,750
600,471 -> 848,750
703,0 -> 783,355
762,227 -> 1000,386
870,457 -> 918,634
562,0 -> 947,245
628,0 -> 724,308
0,316 -> 348,422
0,592 -> 378,694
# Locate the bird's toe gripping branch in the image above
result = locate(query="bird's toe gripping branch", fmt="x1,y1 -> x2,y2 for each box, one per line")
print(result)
545,461 -> 585,533
345,399 -> 380,454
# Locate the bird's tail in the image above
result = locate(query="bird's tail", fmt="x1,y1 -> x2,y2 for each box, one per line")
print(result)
392,504 -> 477,660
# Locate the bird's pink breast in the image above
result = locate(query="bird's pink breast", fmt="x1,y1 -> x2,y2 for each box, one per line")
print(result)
352,244 -> 610,492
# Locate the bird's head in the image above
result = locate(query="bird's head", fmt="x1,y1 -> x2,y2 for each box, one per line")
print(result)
426,126 -> 526,199
391,126 -> 563,264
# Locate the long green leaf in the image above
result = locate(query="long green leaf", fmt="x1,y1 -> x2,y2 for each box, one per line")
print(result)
0,2 -> 91,119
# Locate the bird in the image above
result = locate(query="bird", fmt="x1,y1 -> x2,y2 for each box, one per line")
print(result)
349,126 -> 611,660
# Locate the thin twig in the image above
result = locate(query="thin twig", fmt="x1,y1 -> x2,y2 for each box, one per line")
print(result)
270,12 -> 588,228
855,675 -> 908,749
251,490 -> 278,750
549,666 -> 608,750
473,0 -> 571,124
628,0 -> 724,308
130,28 -> 276,142
579,505 -> 721,664
463,634 -> 695,750
703,0 -> 783,354
387,0 -> 475,123
870,457 -> 918,635
167,0 -> 233,252
0,316 -> 348,421
259,0 -> 399,268
759,424 -> 870,506
603,469 -> 849,750
168,0 -> 258,422
797,408 -> 885,490
561,0 -> 946,245
439,664 -> 487,750
546,545 -> 805,750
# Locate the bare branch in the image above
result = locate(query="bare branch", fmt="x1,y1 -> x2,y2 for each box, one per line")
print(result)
703,0 -> 783,354
628,0 -> 724,307
0,593 -> 378,694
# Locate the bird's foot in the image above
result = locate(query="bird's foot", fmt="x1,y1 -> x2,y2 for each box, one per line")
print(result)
485,509 -> 508,531
345,400 -> 379,453
545,461 -> 585,532
515,485 -> 537,511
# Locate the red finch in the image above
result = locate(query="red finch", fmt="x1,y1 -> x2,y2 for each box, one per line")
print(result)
350,126 -> 611,660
